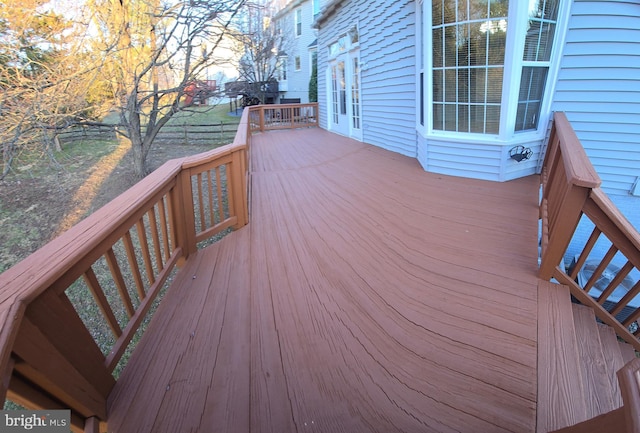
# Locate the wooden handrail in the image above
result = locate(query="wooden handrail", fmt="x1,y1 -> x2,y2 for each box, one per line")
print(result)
540,112 -> 640,432
548,112 -> 601,188
540,112 -> 640,350
0,103 -> 318,431
539,112 -> 601,280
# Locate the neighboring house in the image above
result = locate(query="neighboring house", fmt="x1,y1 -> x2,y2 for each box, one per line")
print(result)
273,0 -> 321,103
314,0 -> 640,257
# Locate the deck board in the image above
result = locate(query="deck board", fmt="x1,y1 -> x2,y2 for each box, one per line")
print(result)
108,128 -> 541,432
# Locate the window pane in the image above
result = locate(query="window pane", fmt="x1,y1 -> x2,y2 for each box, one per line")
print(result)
444,1 -> 456,24
523,21 -> 556,61
486,67 -> 503,102
516,66 -> 548,131
469,68 -> 485,103
524,0 -> 560,61
445,104 -> 457,131
433,28 -> 443,67
470,105 -> 485,133
489,0 -> 508,18
433,69 -> 444,101
487,25 -> 507,65
458,104 -> 470,132
457,0 -> 469,21
420,72 -> 424,125
485,105 -> 500,133
469,23 -> 487,66
433,103 -> 444,130
469,0 -> 486,20
352,57 -> 361,129
445,69 -> 457,102
530,0 -> 560,20
444,26 -> 458,67
331,66 -> 338,123
458,23 -> 470,66
432,0 -> 508,134
458,68 -> 469,102
338,62 -> 347,115
433,0 -> 444,25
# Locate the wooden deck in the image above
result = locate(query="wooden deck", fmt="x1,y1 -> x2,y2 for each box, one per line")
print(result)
107,128 -> 542,432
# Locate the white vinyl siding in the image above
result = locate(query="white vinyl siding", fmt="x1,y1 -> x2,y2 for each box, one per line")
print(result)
551,0 -> 640,196
318,0 -> 640,188
275,0 -> 317,103
318,0 -> 416,156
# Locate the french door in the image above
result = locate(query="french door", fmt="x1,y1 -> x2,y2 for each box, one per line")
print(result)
329,51 -> 361,140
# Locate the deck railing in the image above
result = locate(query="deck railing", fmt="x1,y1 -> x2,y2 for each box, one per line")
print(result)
539,112 -> 640,351
0,103 -> 317,432
248,103 -> 319,133
540,112 -> 640,432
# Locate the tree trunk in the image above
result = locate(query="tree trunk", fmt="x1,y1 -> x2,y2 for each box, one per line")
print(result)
130,132 -> 150,179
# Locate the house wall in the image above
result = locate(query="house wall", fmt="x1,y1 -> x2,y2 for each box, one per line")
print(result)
552,0 -> 640,261
552,0 -> 640,198
417,134 -> 545,182
276,0 -> 317,103
317,0 -> 639,196
317,0 -> 417,157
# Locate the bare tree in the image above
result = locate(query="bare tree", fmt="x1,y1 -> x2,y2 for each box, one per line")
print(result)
0,0 -> 96,179
231,1 -> 291,105
87,0 -> 246,178
0,0 -> 246,180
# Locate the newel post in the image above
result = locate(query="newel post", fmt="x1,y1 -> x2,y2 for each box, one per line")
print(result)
538,112 -> 601,281
538,184 -> 593,280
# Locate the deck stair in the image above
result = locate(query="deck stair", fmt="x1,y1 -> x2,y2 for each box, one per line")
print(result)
538,280 -> 637,433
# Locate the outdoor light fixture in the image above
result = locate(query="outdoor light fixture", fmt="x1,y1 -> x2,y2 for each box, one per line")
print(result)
509,145 -> 533,162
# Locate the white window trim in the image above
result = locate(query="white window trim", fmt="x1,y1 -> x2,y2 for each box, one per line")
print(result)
422,0 -> 572,144
416,0 -> 426,135
327,25 -> 360,61
295,8 -> 302,38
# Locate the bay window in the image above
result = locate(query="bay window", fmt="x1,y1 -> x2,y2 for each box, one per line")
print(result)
426,0 -> 565,137
516,0 -> 560,131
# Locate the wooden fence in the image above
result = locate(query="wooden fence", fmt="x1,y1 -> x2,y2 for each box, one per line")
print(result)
55,123 -> 239,147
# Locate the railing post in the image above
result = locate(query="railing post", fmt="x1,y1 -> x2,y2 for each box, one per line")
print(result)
230,148 -> 248,229
174,169 -> 197,259
539,112 -> 601,280
259,106 -> 265,132
539,185 -> 592,280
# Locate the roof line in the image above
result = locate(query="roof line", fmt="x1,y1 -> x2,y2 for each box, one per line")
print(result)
313,0 -> 345,28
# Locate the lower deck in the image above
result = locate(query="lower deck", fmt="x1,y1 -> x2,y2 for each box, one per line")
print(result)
107,128 -> 542,432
